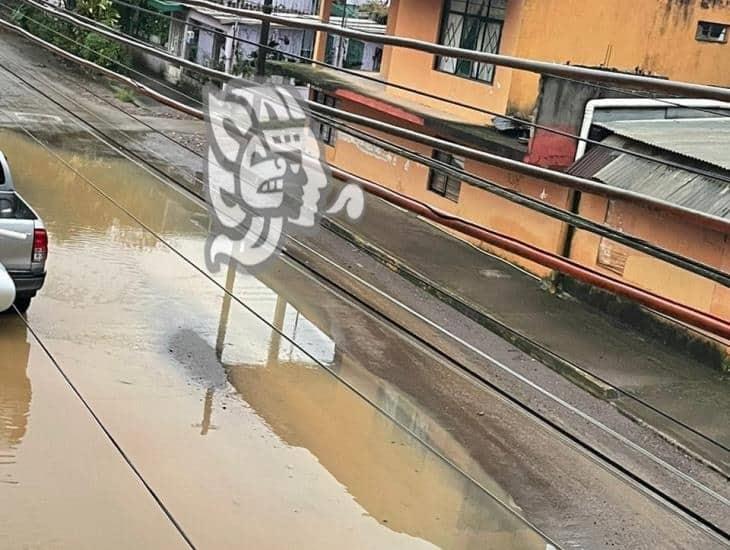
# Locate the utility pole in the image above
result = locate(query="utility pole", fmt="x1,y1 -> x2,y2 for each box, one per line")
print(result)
256,0 -> 274,78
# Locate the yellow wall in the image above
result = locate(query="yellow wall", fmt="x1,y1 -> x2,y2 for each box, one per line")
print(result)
382,0 -> 730,118
322,98 -> 730,341
569,194 -> 730,325
382,0 -> 527,125
510,0 -> 730,114
323,98 -> 571,278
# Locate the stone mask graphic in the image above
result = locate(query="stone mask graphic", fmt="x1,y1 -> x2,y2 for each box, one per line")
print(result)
205,82 -> 364,271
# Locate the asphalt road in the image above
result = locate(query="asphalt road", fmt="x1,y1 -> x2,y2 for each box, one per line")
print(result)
0,30 -> 728,549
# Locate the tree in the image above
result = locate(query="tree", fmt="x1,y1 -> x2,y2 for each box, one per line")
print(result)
11,0 -> 131,70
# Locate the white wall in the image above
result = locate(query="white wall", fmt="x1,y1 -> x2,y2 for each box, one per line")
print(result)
327,35 -> 383,71
232,24 -> 314,63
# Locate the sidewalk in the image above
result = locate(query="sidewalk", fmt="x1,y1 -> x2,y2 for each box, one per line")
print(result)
325,183 -> 730,475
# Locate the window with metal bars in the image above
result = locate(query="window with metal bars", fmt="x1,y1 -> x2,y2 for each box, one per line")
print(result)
427,150 -> 463,202
312,89 -> 337,146
696,21 -> 728,43
435,0 -> 506,84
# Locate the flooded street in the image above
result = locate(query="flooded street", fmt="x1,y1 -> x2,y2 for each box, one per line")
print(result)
0,132 -> 549,548
0,315 -> 186,548
0,37 -> 727,549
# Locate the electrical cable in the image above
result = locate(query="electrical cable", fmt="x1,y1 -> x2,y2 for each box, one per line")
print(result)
11,0 -> 730,237
1,57 -> 727,546
6,3 -> 730,292
4,7 -> 730,346
53,0 -> 730,187
11,40 -> 730,465
551,73 -> 730,119
0,63 -> 563,549
10,1 -> 730,291
176,0 -> 730,102
4,32 -> 723,496
8,315 -> 197,548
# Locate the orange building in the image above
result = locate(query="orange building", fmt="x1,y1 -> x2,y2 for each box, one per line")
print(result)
379,0 -> 730,119
283,0 -> 730,338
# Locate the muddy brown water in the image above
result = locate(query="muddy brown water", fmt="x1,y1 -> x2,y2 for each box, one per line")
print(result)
0,131 -> 548,549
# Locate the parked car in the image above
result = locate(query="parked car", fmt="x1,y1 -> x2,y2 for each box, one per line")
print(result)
0,151 -> 47,313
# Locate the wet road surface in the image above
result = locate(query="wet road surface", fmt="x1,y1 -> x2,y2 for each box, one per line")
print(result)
0,133 -> 551,548
0,315 -> 186,549
0,37 -> 728,550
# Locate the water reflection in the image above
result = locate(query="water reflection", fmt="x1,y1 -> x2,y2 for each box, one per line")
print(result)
0,133 -> 206,248
0,315 -> 32,480
188,280 -> 543,549
2,130 -> 549,548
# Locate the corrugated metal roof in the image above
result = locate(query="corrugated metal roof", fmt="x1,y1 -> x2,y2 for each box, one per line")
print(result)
595,118 -> 730,171
569,135 -> 730,220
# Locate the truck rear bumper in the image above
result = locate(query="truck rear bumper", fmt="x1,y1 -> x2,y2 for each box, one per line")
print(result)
9,272 -> 46,297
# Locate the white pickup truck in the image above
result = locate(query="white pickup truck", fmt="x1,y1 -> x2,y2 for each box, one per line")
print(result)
0,151 -> 47,313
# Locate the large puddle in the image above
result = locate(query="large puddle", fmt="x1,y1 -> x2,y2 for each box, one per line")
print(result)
0,131 -> 550,549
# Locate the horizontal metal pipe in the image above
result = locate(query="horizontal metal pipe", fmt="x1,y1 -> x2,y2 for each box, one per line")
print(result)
0,14 -> 204,117
328,165 -> 730,340
309,113 -> 730,287
18,0 -> 728,289
306,101 -> 730,233
178,0 -> 730,102
21,0 -> 730,233
3,13 -> 728,339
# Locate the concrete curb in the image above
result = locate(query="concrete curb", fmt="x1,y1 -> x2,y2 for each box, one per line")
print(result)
321,217 -> 620,401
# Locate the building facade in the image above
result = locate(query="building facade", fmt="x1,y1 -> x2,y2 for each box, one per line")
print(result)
299,0 -> 730,341
381,0 -> 730,120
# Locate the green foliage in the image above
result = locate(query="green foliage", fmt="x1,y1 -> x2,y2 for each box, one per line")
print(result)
12,0 -> 130,71
113,85 -> 136,102
13,5 -> 80,54
118,0 -> 168,45
81,31 -> 130,69
232,55 -> 254,78
76,0 -> 118,25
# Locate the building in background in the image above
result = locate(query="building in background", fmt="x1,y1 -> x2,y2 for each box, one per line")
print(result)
138,0 -> 730,339
168,0 -> 385,75
275,0 -> 730,338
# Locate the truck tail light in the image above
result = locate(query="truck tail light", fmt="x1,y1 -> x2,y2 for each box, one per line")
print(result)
33,228 -> 47,264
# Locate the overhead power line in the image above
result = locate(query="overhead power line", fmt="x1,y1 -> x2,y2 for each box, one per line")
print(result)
20,42 -> 730,464
100,0 -> 730,187
174,0 -> 730,102
1,54 -> 728,541
5,3 -> 730,292
15,0 -> 730,235
2,9 -> 730,342
0,61 -> 561,548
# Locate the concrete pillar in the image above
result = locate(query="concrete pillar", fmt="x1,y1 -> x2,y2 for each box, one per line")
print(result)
313,0 -> 333,62
215,253 -> 238,360
256,0 -> 274,77
267,295 -> 288,367
180,16 -> 193,61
